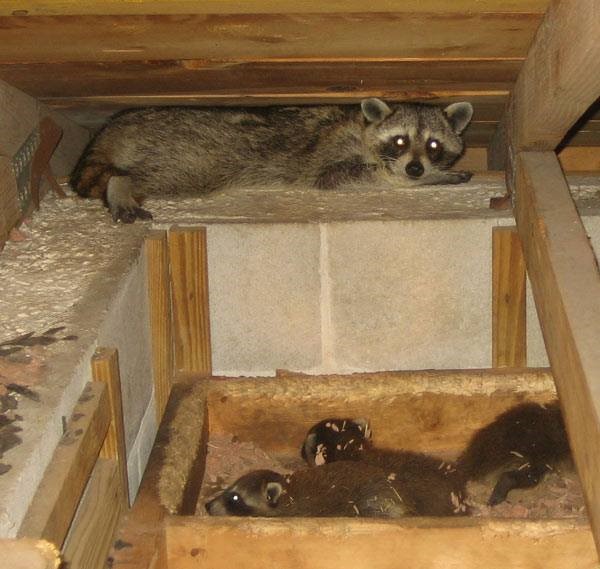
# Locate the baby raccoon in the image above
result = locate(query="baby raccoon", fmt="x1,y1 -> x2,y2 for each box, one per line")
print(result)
205,461 -> 409,518
456,400 -> 572,505
302,418 -> 468,516
70,99 -> 474,223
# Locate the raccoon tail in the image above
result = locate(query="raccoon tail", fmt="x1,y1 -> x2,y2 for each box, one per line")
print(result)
70,148 -> 152,223
69,145 -> 121,201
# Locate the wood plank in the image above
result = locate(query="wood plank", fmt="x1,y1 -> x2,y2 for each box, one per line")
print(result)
514,150 -> 600,553
0,1 -> 551,16
0,59 -> 520,101
168,227 -> 212,375
91,348 -> 130,508
0,539 -> 61,569
18,382 -> 110,547
492,226 -> 527,368
61,458 -> 122,569
109,382 -> 200,569
145,231 -> 174,423
491,0 -> 600,194
0,14 -> 542,63
205,368 -> 556,456
165,517 -> 596,569
559,147 -> 600,172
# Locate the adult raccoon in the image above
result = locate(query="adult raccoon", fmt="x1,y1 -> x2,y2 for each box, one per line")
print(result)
70,99 -> 473,222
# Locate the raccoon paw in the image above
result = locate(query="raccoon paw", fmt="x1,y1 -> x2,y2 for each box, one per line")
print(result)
450,170 -> 473,184
111,205 -> 153,224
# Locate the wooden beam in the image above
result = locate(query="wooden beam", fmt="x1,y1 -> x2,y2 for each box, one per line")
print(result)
0,539 -> 61,569
61,458 -> 122,569
0,14 -> 542,64
91,348 -> 130,507
492,226 -> 527,368
168,227 -> 212,375
165,517 -> 596,569
18,382 -> 110,547
490,0 -> 600,196
0,59 -> 519,101
0,1 -> 551,16
145,231 -> 174,423
514,150 -> 600,553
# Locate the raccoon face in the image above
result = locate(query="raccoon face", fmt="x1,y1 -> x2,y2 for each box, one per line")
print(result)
302,418 -> 372,466
361,98 -> 473,183
205,470 -> 285,517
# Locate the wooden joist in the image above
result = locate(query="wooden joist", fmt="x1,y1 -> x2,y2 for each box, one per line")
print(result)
146,231 -> 174,423
61,458 -> 122,569
514,150 -> 600,552
0,1 -> 551,16
489,0 -> 600,180
18,382 -> 110,547
492,226 -> 527,368
168,227 -> 212,375
91,348 -> 130,507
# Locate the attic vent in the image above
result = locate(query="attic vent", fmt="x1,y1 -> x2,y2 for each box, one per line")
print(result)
11,129 -> 40,213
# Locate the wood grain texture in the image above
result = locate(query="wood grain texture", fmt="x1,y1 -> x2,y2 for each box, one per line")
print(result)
492,226 -> 526,368
205,369 -> 556,456
0,539 -> 61,569
0,1 -> 551,16
109,382 -> 197,569
0,14 -> 542,63
91,348 -> 130,507
165,517 -> 596,569
494,0 -> 600,195
146,231 -> 174,423
61,458 -> 122,569
514,150 -> 600,554
168,227 -> 212,375
18,383 -> 110,547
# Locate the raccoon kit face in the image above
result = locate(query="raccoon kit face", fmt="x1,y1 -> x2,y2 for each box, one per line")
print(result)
361,99 -> 473,184
205,469 -> 286,517
302,418 -> 372,466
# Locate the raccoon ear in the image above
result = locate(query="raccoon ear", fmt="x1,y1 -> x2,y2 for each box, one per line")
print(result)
361,98 -> 392,124
443,102 -> 473,134
302,432 -> 318,464
353,418 -> 372,439
265,481 -> 283,506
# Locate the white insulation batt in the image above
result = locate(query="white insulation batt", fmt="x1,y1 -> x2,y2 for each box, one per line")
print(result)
0,174 -> 599,536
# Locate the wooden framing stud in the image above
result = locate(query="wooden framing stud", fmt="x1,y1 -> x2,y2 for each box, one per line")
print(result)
61,458 -> 122,569
168,226 -> 212,375
492,226 -> 526,368
145,230 -> 174,422
18,382 -> 110,547
91,348 -> 130,508
514,150 -> 600,553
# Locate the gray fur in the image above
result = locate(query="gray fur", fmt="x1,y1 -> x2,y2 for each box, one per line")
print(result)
71,99 -> 474,222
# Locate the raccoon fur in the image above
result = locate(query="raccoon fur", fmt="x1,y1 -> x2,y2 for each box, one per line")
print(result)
204,461 -> 409,518
302,418 -> 468,516
456,400 -> 572,505
70,99 -> 474,223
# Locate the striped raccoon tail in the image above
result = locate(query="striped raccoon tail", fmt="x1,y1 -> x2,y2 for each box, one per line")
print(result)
70,151 -> 152,223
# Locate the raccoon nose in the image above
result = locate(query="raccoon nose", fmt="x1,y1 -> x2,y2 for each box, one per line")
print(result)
405,160 -> 424,178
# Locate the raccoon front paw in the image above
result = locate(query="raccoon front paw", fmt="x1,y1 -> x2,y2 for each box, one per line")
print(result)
449,170 -> 473,184
111,205 -> 153,224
